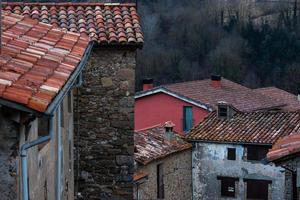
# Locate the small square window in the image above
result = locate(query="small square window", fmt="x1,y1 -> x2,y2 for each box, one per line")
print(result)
218,105 -> 228,118
247,145 -> 270,161
227,148 -> 236,160
217,177 -> 238,197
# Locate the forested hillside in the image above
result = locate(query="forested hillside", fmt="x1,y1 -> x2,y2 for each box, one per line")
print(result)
137,0 -> 300,93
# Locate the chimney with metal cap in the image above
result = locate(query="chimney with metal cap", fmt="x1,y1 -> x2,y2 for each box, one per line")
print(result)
211,75 -> 222,88
164,121 -> 175,141
142,78 -> 154,91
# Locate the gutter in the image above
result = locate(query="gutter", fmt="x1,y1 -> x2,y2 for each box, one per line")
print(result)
45,42 -> 94,115
56,105 -> 62,200
20,116 -> 54,200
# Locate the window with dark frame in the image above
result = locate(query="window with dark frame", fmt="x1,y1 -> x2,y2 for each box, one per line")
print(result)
246,179 -> 270,200
183,106 -> 193,132
218,105 -> 228,118
68,91 -> 72,113
61,104 -> 65,128
157,164 -> 164,199
246,145 -> 270,161
217,176 -> 238,197
38,118 -> 49,150
227,148 -> 236,160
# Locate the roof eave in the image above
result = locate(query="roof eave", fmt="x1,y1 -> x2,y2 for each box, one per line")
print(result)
93,42 -> 143,50
44,42 -> 94,115
186,138 -> 273,146
135,87 -> 213,112
135,144 -> 192,166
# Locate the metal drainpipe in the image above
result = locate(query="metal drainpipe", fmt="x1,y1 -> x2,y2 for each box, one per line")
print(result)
56,104 -> 62,200
20,116 -> 54,200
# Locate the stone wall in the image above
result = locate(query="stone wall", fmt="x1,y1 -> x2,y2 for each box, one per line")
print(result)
0,107 -> 18,200
134,149 -> 192,200
74,49 -> 136,199
192,142 -> 285,200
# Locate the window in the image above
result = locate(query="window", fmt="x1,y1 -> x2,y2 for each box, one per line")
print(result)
38,118 -> 49,137
217,176 -> 238,197
227,148 -> 236,160
157,164 -> 164,199
68,91 -> 72,113
183,106 -> 193,132
38,118 -> 49,150
246,145 -> 270,161
218,105 -> 228,118
61,104 -> 64,128
246,179 -> 270,200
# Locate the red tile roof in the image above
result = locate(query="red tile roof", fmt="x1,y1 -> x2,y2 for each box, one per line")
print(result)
163,79 -> 285,112
267,132 -> 300,162
4,2 -> 143,46
186,111 -> 300,145
0,12 -> 90,113
254,87 -> 300,111
135,122 -> 192,165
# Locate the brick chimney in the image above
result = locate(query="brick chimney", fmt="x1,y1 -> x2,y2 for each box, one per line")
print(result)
142,78 -> 154,91
211,75 -> 222,88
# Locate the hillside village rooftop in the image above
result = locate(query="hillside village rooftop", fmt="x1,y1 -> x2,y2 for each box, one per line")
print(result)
0,12 -> 90,114
186,111 -> 300,145
3,2 -> 144,46
136,78 -> 287,112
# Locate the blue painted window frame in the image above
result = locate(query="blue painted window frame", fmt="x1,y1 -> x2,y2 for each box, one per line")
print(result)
183,106 -> 193,132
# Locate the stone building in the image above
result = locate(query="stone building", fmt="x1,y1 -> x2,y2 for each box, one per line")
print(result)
186,106 -> 300,200
4,2 -> 144,199
134,122 -> 192,200
267,132 -> 300,200
0,12 -> 90,200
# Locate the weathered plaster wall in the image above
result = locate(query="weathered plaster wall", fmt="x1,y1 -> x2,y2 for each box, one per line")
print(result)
74,49 -> 135,199
0,107 -> 18,200
23,93 -> 74,200
192,142 -> 285,200
134,149 -> 192,200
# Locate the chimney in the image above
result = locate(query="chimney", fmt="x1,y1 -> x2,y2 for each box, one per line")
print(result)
142,78 -> 154,91
298,88 -> 300,102
211,75 -> 222,88
164,121 -> 175,141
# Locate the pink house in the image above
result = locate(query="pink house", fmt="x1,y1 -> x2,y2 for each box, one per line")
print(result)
135,76 -> 287,134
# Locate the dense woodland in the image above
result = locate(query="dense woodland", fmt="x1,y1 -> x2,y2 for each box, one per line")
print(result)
137,0 -> 300,93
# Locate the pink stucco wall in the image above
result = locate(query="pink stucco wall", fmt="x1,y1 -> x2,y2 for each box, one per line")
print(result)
135,92 -> 209,134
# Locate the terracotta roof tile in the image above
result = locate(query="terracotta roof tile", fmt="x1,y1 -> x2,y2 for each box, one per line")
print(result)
267,132 -> 300,162
0,12 -> 89,113
254,87 -> 300,111
135,121 -> 192,165
186,111 -> 300,145
4,2 -> 143,46
152,78 -> 285,112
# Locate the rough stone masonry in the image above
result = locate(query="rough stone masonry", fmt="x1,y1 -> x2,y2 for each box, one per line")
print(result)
74,48 -> 136,200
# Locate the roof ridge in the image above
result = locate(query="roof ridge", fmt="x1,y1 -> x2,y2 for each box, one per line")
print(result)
3,2 -> 137,7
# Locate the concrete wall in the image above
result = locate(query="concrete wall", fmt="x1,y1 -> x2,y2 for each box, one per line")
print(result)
192,142 -> 285,200
134,149 -> 192,200
74,49 -> 135,199
135,92 -> 209,134
0,91 -> 74,200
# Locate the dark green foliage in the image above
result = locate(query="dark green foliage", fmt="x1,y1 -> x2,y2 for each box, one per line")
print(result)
137,0 -> 300,93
